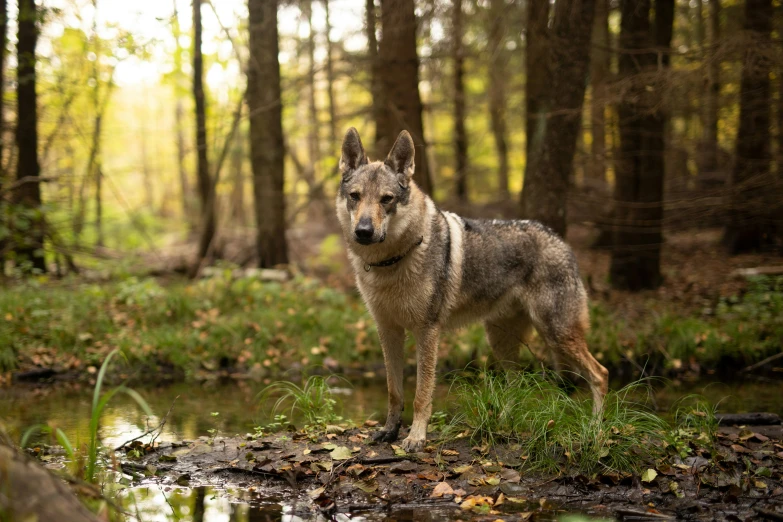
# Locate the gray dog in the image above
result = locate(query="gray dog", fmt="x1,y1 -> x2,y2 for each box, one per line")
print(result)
336,128 -> 608,452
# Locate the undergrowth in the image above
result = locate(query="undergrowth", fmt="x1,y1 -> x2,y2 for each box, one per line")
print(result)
443,370 -> 671,475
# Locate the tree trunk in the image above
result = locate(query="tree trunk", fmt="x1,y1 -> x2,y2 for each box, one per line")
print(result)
700,0 -> 721,190
520,0 -> 595,238
587,0 -> 609,191
0,0 -> 7,273
452,0 -> 468,202
305,0 -> 320,175
487,0 -> 509,200
525,0 -> 550,162
14,0 -> 45,272
172,0 -> 194,228
366,0 -> 388,158
230,136 -> 245,226
193,0 -> 216,264
609,0 -> 674,291
248,0 -> 288,267
378,0 -> 433,195
324,0 -> 337,145
723,0 -> 776,252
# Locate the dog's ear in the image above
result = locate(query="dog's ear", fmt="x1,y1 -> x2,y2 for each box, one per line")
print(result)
384,130 -> 415,181
340,128 -> 368,178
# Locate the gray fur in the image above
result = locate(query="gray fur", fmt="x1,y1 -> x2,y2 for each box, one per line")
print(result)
336,128 -> 609,452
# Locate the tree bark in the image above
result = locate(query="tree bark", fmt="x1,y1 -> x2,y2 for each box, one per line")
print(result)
230,136 -> 245,226
587,0 -> 609,190
366,0 -> 388,158
452,0 -> 468,202
700,0 -> 721,190
248,0 -> 288,267
193,0 -> 216,264
520,0 -> 595,238
305,0 -> 320,174
723,0 -> 776,253
487,0 -> 509,200
14,0 -> 45,272
609,0 -> 674,291
524,0 -> 550,163
378,0 -> 433,195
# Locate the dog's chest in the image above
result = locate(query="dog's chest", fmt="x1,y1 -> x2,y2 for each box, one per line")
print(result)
357,270 -> 434,330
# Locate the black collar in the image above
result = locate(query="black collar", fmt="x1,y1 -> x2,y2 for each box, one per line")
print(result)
363,236 -> 424,272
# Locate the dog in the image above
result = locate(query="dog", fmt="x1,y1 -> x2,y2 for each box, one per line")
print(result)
336,128 -> 609,452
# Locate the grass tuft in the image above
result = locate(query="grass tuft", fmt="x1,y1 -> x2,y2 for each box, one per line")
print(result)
443,370 -> 669,475
260,375 -> 345,428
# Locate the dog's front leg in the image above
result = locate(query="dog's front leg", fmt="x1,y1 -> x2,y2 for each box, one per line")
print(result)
373,320 -> 405,443
401,326 -> 440,452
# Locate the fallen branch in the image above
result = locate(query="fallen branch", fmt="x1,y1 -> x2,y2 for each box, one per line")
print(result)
741,352 -> 783,373
716,412 -> 782,426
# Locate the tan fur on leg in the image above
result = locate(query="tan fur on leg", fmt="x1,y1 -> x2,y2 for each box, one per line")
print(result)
402,326 -> 440,452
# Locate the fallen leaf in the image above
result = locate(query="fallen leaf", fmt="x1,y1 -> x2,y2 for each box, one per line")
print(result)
485,477 -> 501,486
641,469 -> 658,483
353,479 -> 379,493
308,487 -> 326,499
452,464 -> 473,474
364,419 -> 379,427
431,482 -> 455,498
441,449 -> 459,456
330,446 -> 353,461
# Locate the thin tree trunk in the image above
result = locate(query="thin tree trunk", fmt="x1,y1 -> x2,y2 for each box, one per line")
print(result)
248,0 -> 288,267
140,123 -> 154,209
90,0 -> 104,247
305,0 -> 320,176
0,0 -> 7,272
452,0 -> 467,202
700,0 -> 721,190
193,0 -> 216,265
14,0 -> 45,272
172,0 -> 194,227
587,0 -> 609,190
366,0 -> 388,158
610,0 -> 674,291
525,0 -> 550,162
488,0 -> 509,199
378,0 -> 433,195
324,0 -> 337,145
521,0 -> 595,237
230,136 -> 245,226
723,0 -> 776,252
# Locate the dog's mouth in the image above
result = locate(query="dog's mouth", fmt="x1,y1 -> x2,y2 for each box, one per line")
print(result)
355,233 -> 385,245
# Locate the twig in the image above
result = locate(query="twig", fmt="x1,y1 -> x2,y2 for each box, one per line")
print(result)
114,395 -> 179,452
741,352 -> 783,373
754,509 -> 783,522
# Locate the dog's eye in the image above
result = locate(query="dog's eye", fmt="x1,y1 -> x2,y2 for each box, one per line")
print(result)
380,195 -> 394,204
349,192 -> 361,201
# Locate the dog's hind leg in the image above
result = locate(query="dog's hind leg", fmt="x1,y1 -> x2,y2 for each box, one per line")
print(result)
531,301 -> 609,415
374,320 -> 406,443
485,311 -> 534,368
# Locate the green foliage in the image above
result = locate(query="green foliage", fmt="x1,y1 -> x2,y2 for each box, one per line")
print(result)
444,370 -> 669,475
261,375 -> 345,428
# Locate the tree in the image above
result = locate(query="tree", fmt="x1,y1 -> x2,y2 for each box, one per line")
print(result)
452,0 -> 467,202
723,0 -> 777,252
487,0 -> 509,200
193,0 -> 216,265
366,0 -> 387,159
248,0 -> 288,267
14,0 -> 45,272
698,0 -> 721,190
520,0 -> 595,237
587,0 -> 610,191
0,0 -> 7,273
609,0 -> 675,291
323,0 -> 337,146
378,0 -> 432,195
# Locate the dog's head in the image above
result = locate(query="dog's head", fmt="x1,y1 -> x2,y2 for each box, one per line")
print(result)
337,128 -> 415,245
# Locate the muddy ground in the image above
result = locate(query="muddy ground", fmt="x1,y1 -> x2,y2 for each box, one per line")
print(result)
109,420 -> 783,521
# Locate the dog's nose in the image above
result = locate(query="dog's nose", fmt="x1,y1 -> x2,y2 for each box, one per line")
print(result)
355,218 -> 374,242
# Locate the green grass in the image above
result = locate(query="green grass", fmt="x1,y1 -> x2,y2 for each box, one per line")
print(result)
1,272 -> 781,382
260,374 -> 346,428
443,370 -> 671,475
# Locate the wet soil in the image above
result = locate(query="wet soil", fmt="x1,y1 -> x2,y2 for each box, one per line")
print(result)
108,421 -> 783,521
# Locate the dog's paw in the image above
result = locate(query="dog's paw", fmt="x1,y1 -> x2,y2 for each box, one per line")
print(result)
400,435 -> 425,453
371,429 -> 399,444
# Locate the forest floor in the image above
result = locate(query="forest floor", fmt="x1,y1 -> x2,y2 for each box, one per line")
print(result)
2,227 -> 782,387
53,414 -> 780,521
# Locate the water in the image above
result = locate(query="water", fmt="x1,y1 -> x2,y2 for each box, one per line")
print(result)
1,377 -> 781,521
